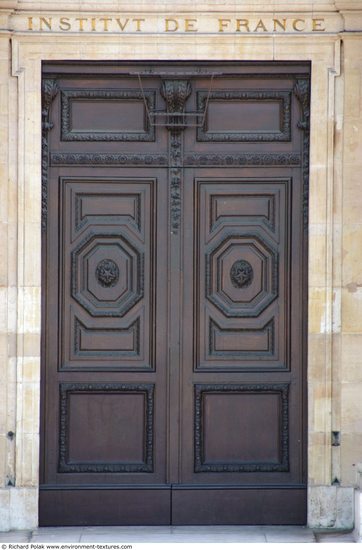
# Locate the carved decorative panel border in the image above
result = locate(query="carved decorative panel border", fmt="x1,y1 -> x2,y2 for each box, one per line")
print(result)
50,151 -> 300,167
51,152 -> 168,166
194,383 -> 289,473
183,152 -> 301,167
197,90 -> 291,142
59,382 -> 154,473
293,78 -> 310,227
42,78 -> 59,232
61,89 -> 156,141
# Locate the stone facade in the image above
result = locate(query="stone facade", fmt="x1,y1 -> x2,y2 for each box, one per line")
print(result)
0,0 -> 361,533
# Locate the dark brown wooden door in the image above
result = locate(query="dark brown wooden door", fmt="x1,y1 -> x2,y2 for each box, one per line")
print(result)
40,62 -> 309,526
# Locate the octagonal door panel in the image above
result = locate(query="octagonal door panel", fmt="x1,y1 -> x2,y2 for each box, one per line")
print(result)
198,179 -> 289,371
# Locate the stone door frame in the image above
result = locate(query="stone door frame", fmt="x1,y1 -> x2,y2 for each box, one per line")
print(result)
8,32 -> 344,527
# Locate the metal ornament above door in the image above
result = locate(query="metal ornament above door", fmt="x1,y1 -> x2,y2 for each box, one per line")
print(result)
40,62 -> 309,526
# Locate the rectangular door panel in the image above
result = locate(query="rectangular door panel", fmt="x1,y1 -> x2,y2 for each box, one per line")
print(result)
60,88 -> 156,142
171,488 -> 306,525
59,383 -> 154,473
40,488 -> 171,526
196,90 -> 292,142
194,384 -> 289,473
184,73 -> 303,155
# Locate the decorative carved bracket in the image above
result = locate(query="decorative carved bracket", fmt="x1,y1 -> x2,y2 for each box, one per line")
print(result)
293,78 -> 310,131
160,79 -> 192,130
42,79 -> 59,131
293,78 -> 310,228
42,79 -> 58,232
161,80 -> 192,233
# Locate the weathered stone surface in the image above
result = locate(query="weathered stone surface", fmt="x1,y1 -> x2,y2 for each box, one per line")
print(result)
308,487 -> 354,529
0,0 -> 361,531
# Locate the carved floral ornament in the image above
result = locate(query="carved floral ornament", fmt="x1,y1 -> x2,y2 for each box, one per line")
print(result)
96,259 -> 119,287
230,260 -> 254,289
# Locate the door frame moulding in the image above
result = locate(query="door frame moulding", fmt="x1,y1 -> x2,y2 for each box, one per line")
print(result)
9,33 -> 341,528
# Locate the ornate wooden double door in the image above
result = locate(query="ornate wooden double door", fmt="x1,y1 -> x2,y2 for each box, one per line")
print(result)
40,62 -> 309,525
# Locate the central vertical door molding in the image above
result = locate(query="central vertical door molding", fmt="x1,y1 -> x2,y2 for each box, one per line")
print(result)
161,79 -> 192,483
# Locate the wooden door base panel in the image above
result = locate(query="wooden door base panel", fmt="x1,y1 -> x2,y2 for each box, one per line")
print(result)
171,488 -> 307,525
39,486 -> 306,526
39,488 -> 171,526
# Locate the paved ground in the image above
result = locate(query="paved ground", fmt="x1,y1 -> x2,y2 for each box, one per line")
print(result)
0,526 -> 356,543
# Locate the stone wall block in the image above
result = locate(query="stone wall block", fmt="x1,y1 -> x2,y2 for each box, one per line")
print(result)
309,287 -> 328,334
308,439 -> 329,485
20,287 -> 41,334
336,487 -> 354,528
341,334 -> 362,383
308,486 -> 352,528
23,223 -> 41,287
0,222 -> 8,286
341,434 -> 362,486
309,224 -> 327,287
308,486 -> 337,527
341,288 -> 362,333
340,382 -> 362,434
0,489 -> 10,531
9,487 -> 38,530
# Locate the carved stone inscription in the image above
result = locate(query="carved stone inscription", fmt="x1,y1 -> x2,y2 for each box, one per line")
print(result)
27,15 -> 327,34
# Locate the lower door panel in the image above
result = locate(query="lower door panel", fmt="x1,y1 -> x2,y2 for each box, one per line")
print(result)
39,487 -> 171,526
171,487 -> 307,525
39,486 -> 306,526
